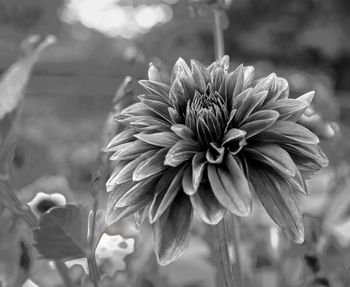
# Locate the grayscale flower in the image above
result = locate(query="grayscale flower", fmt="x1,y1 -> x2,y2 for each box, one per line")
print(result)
105,56 -> 328,265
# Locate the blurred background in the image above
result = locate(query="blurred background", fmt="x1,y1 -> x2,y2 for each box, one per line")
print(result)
1,0 -> 350,286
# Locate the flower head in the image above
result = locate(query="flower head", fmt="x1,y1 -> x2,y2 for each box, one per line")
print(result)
105,56 -> 328,265
28,192 -> 66,217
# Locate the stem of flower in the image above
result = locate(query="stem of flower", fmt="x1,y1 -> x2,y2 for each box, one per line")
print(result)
212,7 -> 225,59
215,217 -> 235,287
88,252 -> 100,287
231,215 -> 243,286
212,4 -> 242,286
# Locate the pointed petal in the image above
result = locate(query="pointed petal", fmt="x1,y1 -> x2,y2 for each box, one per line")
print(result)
283,143 -> 328,168
222,129 -> 246,146
297,91 -> 314,105
249,169 -> 304,243
264,99 -> 309,121
141,99 -> 172,123
148,63 -> 162,82
267,121 -> 319,144
106,198 -> 151,225
171,57 -> 192,82
111,150 -> 157,185
139,80 -> 170,103
226,64 -> 244,101
191,59 -> 209,86
109,140 -> 155,161
153,193 -> 193,266
190,181 -> 225,225
182,166 -> 196,195
133,148 -> 169,181
164,140 -> 199,167
106,181 -> 152,224
105,129 -> 137,152
135,132 -> 179,147
208,155 -> 252,216
246,144 -> 297,177
190,60 -> 206,92
239,110 -> 279,138
116,176 -> 159,208
235,90 -> 268,122
149,167 -> 185,223
133,205 -> 150,229
192,152 -> 207,190
168,107 -> 182,123
243,66 -> 255,88
171,124 -> 195,140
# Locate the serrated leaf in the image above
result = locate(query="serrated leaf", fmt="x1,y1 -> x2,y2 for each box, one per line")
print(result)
33,204 -> 89,261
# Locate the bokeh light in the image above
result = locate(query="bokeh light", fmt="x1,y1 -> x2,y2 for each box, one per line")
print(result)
60,0 -> 173,38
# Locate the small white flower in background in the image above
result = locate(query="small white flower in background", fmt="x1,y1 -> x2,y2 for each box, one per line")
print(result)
27,192 -> 66,217
96,234 -> 134,277
66,234 -> 134,277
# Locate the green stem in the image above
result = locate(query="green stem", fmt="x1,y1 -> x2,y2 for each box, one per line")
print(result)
231,215 -> 243,286
212,7 -> 225,59
215,217 -> 236,287
88,252 -> 100,287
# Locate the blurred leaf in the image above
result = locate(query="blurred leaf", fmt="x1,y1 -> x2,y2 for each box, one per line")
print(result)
0,34 -> 55,142
0,34 -> 55,208
33,204 -> 89,260
0,203 -> 32,287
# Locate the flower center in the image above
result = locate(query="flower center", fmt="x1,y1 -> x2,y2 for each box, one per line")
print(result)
191,86 -> 223,113
185,84 -> 228,146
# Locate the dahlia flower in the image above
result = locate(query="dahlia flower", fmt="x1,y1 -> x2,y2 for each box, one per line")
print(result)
105,56 -> 328,265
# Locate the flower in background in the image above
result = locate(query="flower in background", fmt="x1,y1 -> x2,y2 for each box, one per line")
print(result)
106,56 -> 328,265
66,234 -> 134,278
28,192 -> 66,217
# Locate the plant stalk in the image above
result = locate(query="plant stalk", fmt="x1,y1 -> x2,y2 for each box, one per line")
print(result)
88,252 -> 100,287
212,4 -> 242,286
215,218 -> 234,287
215,216 -> 242,287
231,215 -> 243,286
212,7 -> 225,59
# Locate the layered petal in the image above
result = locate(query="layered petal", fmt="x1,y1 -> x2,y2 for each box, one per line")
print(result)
153,193 -> 193,266
208,154 -> 251,216
190,181 -> 225,225
249,168 -> 304,243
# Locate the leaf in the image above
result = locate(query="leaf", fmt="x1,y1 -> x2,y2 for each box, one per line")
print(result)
0,35 -> 55,209
0,35 -> 55,154
0,35 -> 55,121
112,76 -> 136,114
33,204 -> 89,260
